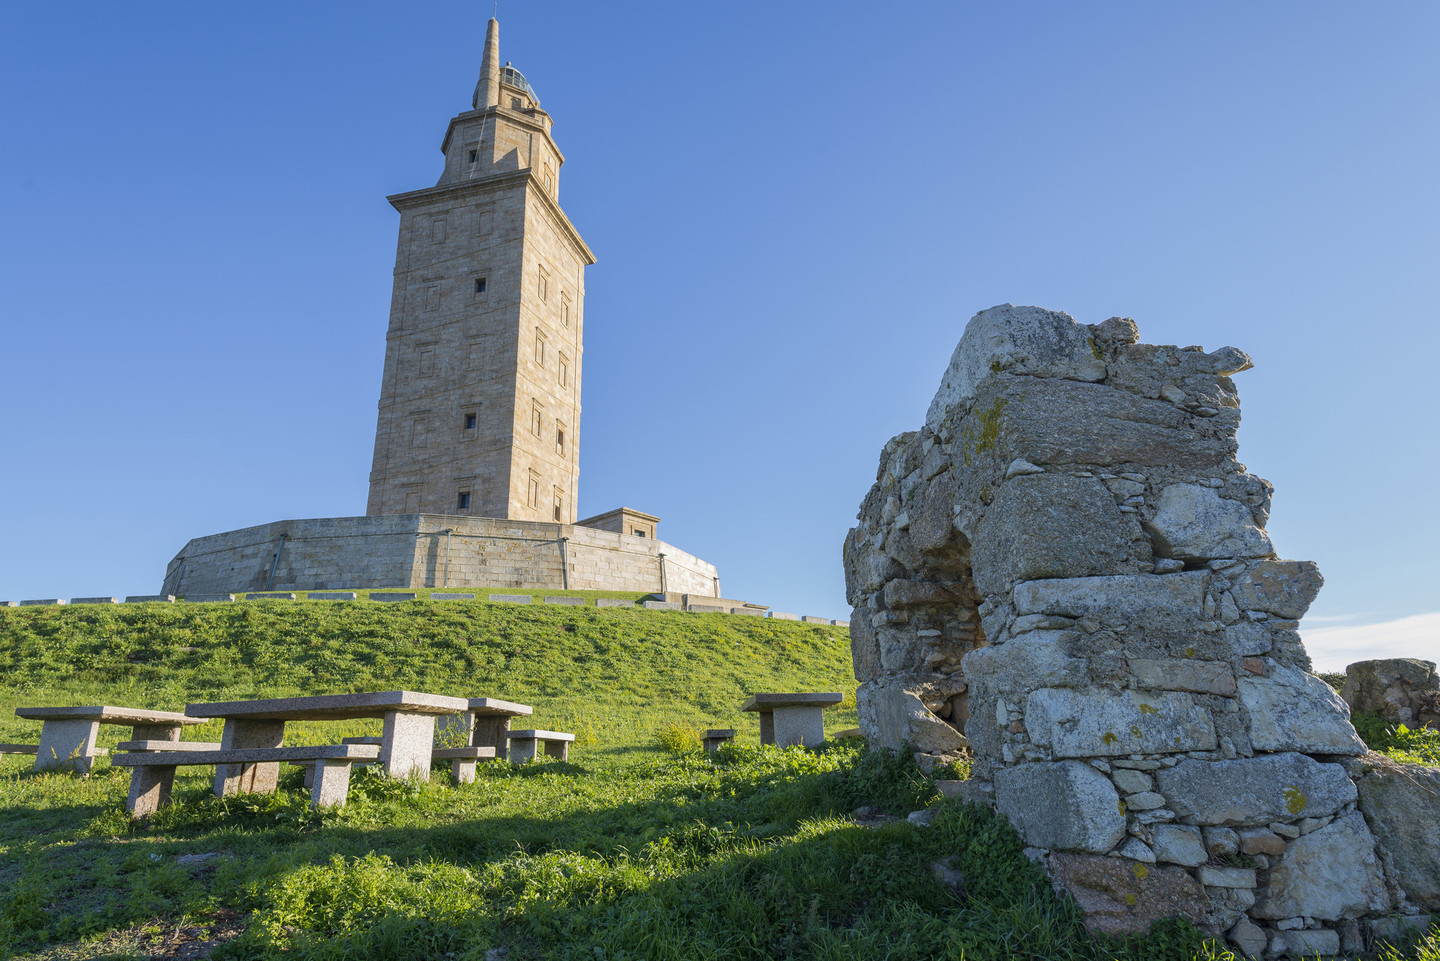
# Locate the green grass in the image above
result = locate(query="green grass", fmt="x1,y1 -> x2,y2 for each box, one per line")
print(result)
0,604 -> 1435,960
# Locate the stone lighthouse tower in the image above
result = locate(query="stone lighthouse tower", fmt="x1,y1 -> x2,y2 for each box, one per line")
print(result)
365,18 -> 594,523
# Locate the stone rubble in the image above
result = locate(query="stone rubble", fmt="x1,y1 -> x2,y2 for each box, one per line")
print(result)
844,304 -> 1440,956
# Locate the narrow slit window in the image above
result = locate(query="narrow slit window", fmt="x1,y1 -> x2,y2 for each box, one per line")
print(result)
474,277 -> 487,295
457,491 -> 471,510
556,425 -> 565,454
464,413 -> 476,430
468,149 -> 478,164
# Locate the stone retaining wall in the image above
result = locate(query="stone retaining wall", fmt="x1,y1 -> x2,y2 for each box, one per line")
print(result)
162,513 -> 719,597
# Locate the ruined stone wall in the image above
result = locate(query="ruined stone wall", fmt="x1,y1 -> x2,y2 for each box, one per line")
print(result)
844,305 -> 1435,956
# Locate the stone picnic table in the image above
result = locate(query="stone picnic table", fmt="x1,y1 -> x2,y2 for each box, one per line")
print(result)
13,705 -> 206,773
439,697 -> 534,761
740,692 -> 844,748
183,690 -> 470,796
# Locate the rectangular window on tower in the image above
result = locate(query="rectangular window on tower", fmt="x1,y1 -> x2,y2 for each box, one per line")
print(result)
410,417 -> 427,449
561,294 -> 571,327
535,330 -> 546,367
474,277 -> 487,295
527,471 -> 540,508
553,489 -> 564,523
531,402 -> 543,437
558,354 -> 569,388
556,423 -> 565,455
430,216 -> 446,244
457,491 -> 471,510
538,267 -> 549,302
425,285 -> 440,311
464,412 -> 476,430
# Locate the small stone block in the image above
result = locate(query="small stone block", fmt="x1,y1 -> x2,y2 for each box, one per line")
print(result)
687,604 -> 726,613
371,592 -> 416,602
489,594 -> 532,604
0,743 -> 39,755
643,600 -> 682,610
245,593 -> 297,601
70,597 -> 119,604
430,593 -> 475,600
20,599 -> 66,606
309,592 -> 358,601
801,615 -> 829,624
831,620 -> 850,627
311,758 -> 355,808
1,601 -> 15,607
184,594 -> 235,603
832,727 -> 863,739
596,598 -> 633,607
729,607 -> 764,616
125,595 -> 176,603
543,596 -> 584,605
767,611 -> 799,620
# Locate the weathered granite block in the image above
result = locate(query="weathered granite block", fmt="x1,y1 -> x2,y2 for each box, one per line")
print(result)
1147,484 -> 1273,562
596,598 -> 632,607
371,593 -> 417,602
1253,813 -> 1389,920
1157,754 -> 1356,826
767,611 -> 799,620
1237,666 -> 1366,755
642,600 -> 680,610
70,597 -> 119,604
184,594 -> 235,603
544,596 -> 584,605
20,599 -> 66,606
994,760 -> 1125,853
972,473 -> 1141,593
125,595 -> 176,603
1354,761 -> 1440,911
1011,572 -> 1207,622
309,592 -> 358,601
245,593 -> 297,601
1229,560 -> 1323,619
1024,688 -> 1216,757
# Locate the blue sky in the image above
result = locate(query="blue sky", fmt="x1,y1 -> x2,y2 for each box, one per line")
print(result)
1,3 -> 1435,671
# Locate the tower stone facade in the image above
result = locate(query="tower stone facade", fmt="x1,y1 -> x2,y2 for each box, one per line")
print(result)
366,19 -> 593,523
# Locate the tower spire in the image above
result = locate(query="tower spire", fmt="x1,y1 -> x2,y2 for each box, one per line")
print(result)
473,17 -> 501,110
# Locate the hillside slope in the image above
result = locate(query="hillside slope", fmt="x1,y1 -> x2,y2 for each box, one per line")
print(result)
0,598 -> 857,752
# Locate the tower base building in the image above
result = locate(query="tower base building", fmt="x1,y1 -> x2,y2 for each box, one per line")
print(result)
161,20 -> 721,598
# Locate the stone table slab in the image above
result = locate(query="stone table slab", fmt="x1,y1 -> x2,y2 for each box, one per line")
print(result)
16,705 -> 203,774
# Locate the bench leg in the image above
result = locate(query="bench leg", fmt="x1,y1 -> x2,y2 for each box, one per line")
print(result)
758,710 -> 775,747
451,758 -> 477,784
542,739 -> 569,761
294,761 -> 316,790
472,716 -> 512,761
128,765 -> 176,817
772,706 -> 825,748
131,723 -> 183,743
35,719 -> 100,773
380,711 -> 435,780
510,737 -> 539,764
214,719 -> 285,796
311,759 -> 354,809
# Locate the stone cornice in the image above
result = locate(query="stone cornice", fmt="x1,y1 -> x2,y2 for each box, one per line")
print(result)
387,171 -> 595,266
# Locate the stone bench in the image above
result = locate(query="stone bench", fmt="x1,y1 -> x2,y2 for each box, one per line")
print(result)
507,729 -> 575,763
740,692 -> 844,748
113,743 -> 381,816
703,729 -> 736,753
0,743 -> 41,758
15,705 -> 205,773
294,737 -> 497,785
432,746 -> 497,782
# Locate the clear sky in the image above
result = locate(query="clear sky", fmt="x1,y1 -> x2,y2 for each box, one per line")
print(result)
1,3 -> 1435,672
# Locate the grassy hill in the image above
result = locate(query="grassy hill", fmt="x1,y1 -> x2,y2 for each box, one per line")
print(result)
0,600 -> 1435,961
0,595 -> 858,753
